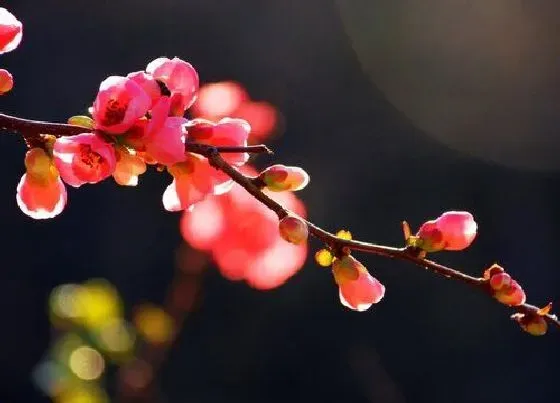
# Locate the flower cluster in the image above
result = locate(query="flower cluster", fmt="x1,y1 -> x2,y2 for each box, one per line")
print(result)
180,166 -> 308,289
15,56 -> 255,218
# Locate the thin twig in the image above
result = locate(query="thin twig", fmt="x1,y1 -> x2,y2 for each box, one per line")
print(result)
1,111 -> 558,330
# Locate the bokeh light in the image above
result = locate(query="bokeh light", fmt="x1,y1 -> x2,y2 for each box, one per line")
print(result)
68,346 -> 105,381
133,304 -> 175,345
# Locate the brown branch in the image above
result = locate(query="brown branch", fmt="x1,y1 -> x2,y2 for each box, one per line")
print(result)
0,112 -> 273,155
202,148 -> 560,330
1,111 -> 558,331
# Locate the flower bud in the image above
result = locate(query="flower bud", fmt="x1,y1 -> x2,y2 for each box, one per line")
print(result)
491,276 -> 526,306
0,69 -> 13,94
259,164 -> 309,192
278,215 -> 308,245
332,256 -> 385,311
512,313 -> 547,336
488,272 -> 512,291
416,211 -> 477,252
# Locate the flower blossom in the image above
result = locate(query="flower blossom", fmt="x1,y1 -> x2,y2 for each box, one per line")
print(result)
53,133 -> 117,187
146,57 -> 199,116
91,76 -> 151,134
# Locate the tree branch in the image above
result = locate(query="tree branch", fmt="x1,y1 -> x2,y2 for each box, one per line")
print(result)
1,111 -> 558,331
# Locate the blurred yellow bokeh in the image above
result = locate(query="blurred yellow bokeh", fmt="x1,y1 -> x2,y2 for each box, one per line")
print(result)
68,346 -> 105,381
50,279 -> 123,330
54,383 -> 109,403
133,304 -> 175,345
96,318 -> 136,359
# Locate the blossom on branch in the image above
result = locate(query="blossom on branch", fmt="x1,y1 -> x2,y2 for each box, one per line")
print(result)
146,57 -> 199,116
411,211 -> 477,252
258,164 -> 310,192
332,254 -> 385,312
53,133 -> 117,187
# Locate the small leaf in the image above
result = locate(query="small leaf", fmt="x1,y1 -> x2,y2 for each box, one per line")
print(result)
402,221 -> 411,241
68,115 -> 94,129
537,302 -> 553,316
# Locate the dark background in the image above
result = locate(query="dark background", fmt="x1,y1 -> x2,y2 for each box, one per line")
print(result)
1,1 -> 559,402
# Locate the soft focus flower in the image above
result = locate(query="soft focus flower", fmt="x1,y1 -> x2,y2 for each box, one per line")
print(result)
0,68 -> 14,94
0,7 -> 23,54
180,166 -> 307,289
186,117 -> 251,165
258,164 -> 310,192
416,211 -> 477,252
278,215 -> 308,245
191,81 -> 248,118
91,76 -> 151,134
190,81 -> 278,142
53,133 -> 116,187
146,57 -> 199,116
332,255 -> 385,312
113,146 -> 146,186
16,148 -> 67,219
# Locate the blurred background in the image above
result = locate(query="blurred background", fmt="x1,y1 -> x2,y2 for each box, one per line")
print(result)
1,1 -> 559,402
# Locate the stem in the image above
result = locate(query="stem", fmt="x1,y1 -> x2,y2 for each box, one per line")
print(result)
1,111 -> 558,330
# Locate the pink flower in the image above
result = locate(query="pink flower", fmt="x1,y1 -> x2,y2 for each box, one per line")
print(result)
0,69 -> 13,95
53,133 -> 116,187
186,118 -> 251,166
91,76 -> 151,134
16,148 -> 67,219
141,97 -> 186,165
163,154 -> 231,212
416,211 -> 477,252
0,8 -> 22,54
127,71 -> 162,106
332,255 -> 385,311
146,57 -> 199,116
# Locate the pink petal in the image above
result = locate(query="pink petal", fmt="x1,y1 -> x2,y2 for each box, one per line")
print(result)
16,174 -> 67,219
0,8 -> 22,54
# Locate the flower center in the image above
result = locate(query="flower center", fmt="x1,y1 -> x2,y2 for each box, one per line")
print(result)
101,98 -> 126,126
